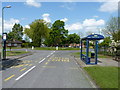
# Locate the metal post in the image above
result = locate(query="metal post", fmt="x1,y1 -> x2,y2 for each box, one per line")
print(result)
3,39 -> 6,60
80,40 -> 82,60
95,40 -> 98,64
86,40 -> 89,64
2,7 -> 5,60
2,6 -> 11,60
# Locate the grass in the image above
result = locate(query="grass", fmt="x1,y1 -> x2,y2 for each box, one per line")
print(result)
34,47 -> 80,50
73,52 -> 111,58
84,66 -> 119,88
6,51 -> 30,56
6,47 -> 23,49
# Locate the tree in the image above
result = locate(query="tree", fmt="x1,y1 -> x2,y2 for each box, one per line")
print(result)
0,35 -> 2,38
7,23 -> 23,41
103,17 -> 120,42
24,19 -> 50,47
45,20 -> 68,46
99,37 -> 112,47
67,33 -> 80,44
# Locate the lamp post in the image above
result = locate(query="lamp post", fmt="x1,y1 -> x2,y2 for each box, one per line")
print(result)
2,5 -> 11,60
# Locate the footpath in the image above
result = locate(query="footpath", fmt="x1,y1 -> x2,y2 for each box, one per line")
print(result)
74,57 -> 119,67
0,52 -> 33,71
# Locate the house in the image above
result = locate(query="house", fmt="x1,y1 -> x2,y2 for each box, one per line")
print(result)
6,40 -> 22,47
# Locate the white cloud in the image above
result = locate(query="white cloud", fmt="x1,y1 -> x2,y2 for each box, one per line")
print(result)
24,25 -> 30,29
65,18 -> 105,34
65,22 -> 83,31
82,19 -> 105,27
42,13 -> 51,22
99,1 -> 118,13
61,18 -> 68,22
0,18 -> 20,34
25,0 -> 41,8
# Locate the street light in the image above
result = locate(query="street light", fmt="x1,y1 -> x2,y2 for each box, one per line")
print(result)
2,5 -> 11,60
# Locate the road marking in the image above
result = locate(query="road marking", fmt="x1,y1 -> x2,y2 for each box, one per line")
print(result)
4,75 -> 15,81
42,66 -> 56,68
15,66 -> 36,81
20,68 -> 26,71
39,58 -> 45,63
47,55 -> 50,57
64,60 -> 66,62
45,62 -> 48,65
29,64 -> 32,66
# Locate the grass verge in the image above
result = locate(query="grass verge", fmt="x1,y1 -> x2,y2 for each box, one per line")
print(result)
6,51 -> 30,56
84,66 -> 119,88
34,47 -> 80,50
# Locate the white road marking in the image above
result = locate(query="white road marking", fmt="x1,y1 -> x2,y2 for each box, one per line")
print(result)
39,58 -> 45,63
47,51 -> 55,57
15,51 -> 56,81
15,66 -> 36,81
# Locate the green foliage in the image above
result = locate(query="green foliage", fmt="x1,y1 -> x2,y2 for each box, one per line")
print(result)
7,23 -> 23,41
24,19 -> 50,47
67,33 -> 80,44
103,17 -> 120,42
84,66 -> 119,88
99,37 -> 112,47
6,51 -> 30,56
0,35 -> 2,38
44,20 -> 68,46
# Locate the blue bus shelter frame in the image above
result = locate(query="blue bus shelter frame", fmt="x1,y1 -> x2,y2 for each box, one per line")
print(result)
80,34 -> 104,65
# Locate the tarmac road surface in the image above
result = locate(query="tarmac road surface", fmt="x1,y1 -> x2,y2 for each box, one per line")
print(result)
2,50 -> 94,88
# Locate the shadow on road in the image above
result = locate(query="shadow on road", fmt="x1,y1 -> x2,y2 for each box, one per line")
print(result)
0,58 -> 23,71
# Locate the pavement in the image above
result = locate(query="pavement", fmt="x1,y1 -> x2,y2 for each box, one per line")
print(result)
74,57 -> 119,67
1,50 -> 96,88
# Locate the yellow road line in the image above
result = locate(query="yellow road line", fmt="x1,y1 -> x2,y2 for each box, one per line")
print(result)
4,75 -> 15,81
64,60 -> 66,62
20,68 -> 26,71
29,64 -> 32,66
45,62 -> 48,65
42,66 -> 56,68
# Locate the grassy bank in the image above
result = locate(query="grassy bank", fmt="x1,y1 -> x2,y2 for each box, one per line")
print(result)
6,51 -> 30,56
84,66 -> 119,88
73,52 -> 111,58
34,47 -> 80,50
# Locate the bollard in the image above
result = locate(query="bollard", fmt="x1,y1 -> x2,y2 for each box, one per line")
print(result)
56,46 -> 58,50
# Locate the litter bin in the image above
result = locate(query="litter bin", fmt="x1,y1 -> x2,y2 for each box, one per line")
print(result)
91,51 -> 95,58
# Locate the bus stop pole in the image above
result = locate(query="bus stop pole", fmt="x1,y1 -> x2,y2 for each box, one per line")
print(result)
86,40 -> 89,64
95,40 -> 98,64
80,40 -> 82,60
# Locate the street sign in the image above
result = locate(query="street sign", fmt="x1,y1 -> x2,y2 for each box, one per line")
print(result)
3,33 -> 7,41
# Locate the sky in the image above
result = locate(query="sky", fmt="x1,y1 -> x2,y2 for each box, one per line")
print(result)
0,0 -> 118,38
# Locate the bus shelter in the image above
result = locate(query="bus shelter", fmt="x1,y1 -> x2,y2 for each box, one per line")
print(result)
80,34 -> 104,64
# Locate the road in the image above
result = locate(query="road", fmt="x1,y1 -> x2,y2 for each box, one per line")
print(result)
2,50 -> 95,88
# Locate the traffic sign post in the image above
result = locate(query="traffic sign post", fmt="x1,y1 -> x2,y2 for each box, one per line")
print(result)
2,33 -> 7,60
